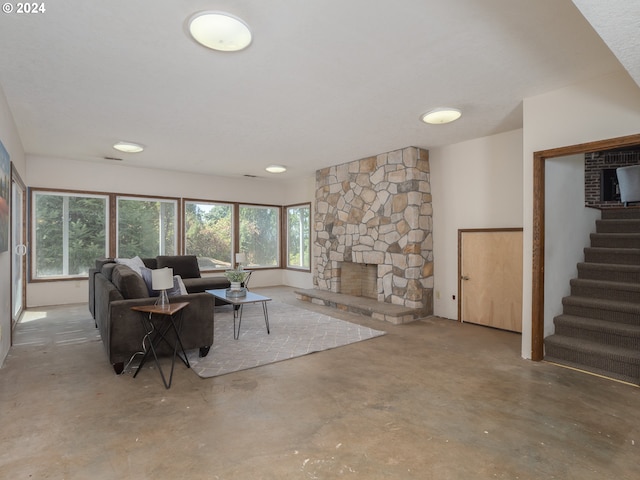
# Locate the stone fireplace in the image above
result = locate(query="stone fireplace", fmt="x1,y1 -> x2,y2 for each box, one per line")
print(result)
313,146 -> 433,315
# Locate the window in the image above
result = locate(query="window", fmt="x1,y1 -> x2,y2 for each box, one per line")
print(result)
32,191 -> 108,278
184,201 -> 233,270
286,204 -> 311,270
117,196 -> 177,258
239,205 -> 280,268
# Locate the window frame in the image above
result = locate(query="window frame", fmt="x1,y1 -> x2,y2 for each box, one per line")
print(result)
30,188 -> 110,281
183,198 -> 235,272
115,194 -> 180,259
284,202 -> 311,272
238,203 -> 282,270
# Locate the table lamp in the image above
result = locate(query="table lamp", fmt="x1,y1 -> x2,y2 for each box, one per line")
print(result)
235,252 -> 246,269
152,267 -> 173,309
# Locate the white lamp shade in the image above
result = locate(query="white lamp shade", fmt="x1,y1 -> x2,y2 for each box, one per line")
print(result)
235,253 -> 246,264
152,267 -> 174,290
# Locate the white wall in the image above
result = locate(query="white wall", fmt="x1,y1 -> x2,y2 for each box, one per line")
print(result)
522,70 -> 640,358
544,155 -> 600,337
430,129 -> 524,321
26,156 -> 315,306
0,84 -> 26,366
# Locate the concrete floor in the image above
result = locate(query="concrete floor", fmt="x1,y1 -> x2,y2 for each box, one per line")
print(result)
1,286 -> 638,479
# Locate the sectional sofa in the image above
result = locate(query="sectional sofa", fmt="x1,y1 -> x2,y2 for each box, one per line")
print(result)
89,255 -> 230,373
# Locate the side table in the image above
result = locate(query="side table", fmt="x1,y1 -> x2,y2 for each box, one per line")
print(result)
130,302 -> 190,389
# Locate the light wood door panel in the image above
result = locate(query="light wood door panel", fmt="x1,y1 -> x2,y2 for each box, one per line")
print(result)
460,229 -> 523,332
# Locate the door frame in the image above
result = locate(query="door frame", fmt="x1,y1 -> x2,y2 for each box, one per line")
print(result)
458,227 -> 523,324
531,133 -> 640,360
10,164 -> 27,340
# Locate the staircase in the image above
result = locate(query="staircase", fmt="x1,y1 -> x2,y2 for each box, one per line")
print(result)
544,208 -> 640,385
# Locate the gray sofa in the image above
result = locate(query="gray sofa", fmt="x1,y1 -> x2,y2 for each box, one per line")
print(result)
90,255 -> 230,373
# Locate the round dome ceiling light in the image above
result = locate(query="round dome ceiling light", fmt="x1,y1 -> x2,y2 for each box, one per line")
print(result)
421,108 -> 462,125
188,11 -> 252,52
265,165 -> 287,174
113,141 -> 145,153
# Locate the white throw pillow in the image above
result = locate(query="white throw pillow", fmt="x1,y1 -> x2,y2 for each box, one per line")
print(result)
115,256 -> 146,276
167,275 -> 188,297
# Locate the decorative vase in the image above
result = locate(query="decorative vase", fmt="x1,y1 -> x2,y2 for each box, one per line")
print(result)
230,281 -> 242,290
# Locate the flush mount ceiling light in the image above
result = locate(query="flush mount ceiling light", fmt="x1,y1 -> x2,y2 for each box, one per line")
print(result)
188,11 -> 252,52
265,165 -> 287,174
421,108 -> 462,125
113,141 -> 144,153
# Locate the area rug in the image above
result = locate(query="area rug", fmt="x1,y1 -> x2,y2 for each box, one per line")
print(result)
185,301 -> 386,378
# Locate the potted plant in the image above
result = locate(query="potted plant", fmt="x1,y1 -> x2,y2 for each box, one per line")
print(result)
224,268 -> 248,291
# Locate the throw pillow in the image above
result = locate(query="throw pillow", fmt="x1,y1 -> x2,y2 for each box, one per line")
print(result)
139,267 -> 160,297
115,256 -> 146,276
167,275 -> 188,297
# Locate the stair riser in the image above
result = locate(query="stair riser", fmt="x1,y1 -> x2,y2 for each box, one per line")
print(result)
545,345 -> 640,384
553,324 -> 640,350
601,209 -> 640,220
570,284 -> 640,303
577,266 -> 640,283
562,303 -> 640,326
584,250 -> 640,265
596,220 -> 640,233
590,235 -> 640,249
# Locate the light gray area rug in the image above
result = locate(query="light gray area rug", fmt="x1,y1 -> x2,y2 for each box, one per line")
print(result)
186,301 -> 386,378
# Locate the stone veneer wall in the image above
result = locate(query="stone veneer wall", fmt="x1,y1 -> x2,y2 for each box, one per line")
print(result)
314,146 -> 433,313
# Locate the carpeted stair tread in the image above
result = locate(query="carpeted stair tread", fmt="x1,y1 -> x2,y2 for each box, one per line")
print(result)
561,295 -> 640,325
577,262 -> 640,283
562,295 -> 640,313
596,218 -> 640,233
590,232 -> 640,248
601,207 -> 640,220
553,314 -> 640,349
544,335 -> 640,384
583,247 -> 640,265
577,261 -> 640,276
570,278 -> 640,302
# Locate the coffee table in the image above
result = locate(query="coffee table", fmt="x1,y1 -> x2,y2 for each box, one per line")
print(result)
206,289 -> 271,339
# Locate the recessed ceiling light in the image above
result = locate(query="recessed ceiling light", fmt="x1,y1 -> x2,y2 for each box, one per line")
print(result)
421,108 -> 462,125
113,141 -> 144,153
188,11 -> 252,52
266,165 -> 287,174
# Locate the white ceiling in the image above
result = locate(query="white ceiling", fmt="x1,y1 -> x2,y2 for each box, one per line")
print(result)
0,0 -> 636,181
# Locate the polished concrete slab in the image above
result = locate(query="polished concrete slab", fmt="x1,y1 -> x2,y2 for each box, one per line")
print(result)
1,286 -> 638,479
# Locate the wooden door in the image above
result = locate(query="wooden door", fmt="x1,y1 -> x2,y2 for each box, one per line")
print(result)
459,229 -> 523,332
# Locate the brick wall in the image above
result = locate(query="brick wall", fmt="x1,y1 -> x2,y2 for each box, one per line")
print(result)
585,150 -> 640,207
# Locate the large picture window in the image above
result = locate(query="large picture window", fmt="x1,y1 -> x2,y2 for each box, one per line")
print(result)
184,201 -> 233,270
286,204 -> 311,270
32,191 -> 108,278
117,196 -> 177,258
239,205 -> 280,268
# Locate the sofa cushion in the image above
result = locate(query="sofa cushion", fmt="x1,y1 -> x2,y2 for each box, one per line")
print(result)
142,257 -> 157,269
156,255 -> 201,279
112,264 -> 150,299
182,276 -> 230,293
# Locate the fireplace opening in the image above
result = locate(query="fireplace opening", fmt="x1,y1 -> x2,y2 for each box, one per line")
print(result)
340,262 -> 377,299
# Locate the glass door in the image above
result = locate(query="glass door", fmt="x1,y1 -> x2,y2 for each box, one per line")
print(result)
11,173 -> 26,329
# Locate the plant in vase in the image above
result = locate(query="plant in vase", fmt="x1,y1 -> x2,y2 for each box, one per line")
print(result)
224,268 -> 248,291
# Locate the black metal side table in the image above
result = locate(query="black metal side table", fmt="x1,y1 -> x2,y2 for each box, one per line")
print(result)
131,302 -> 190,389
